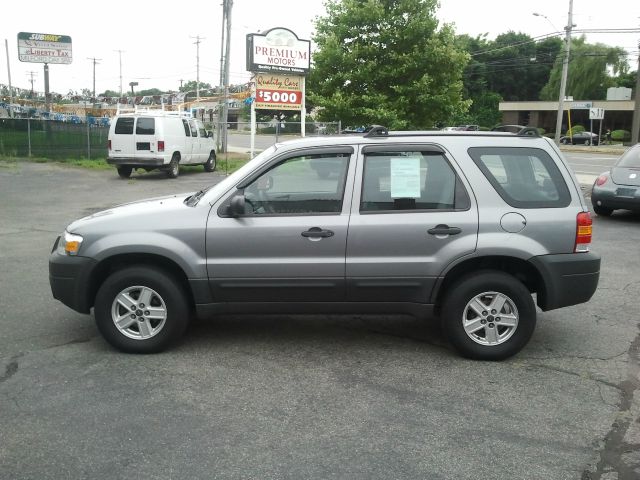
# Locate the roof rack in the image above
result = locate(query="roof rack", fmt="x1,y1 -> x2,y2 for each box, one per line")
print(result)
115,104 -> 193,118
357,124 -> 543,139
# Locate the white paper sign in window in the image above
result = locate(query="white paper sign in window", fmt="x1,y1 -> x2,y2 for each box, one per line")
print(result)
390,157 -> 421,198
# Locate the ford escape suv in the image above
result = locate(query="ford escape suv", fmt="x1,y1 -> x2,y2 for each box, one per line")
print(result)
50,126 -> 600,360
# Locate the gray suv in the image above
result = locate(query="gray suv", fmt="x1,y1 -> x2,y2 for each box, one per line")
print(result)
49,127 -> 600,360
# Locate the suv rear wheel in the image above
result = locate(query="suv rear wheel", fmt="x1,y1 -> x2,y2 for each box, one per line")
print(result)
94,266 -> 190,353
441,271 -> 536,360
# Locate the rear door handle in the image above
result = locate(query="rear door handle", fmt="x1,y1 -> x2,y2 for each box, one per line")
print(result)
428,224 -> 461,236
301,227 -> 334,238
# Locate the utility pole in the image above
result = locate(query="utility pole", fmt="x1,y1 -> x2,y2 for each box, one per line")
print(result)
555,0 -> 574,145
632,39 -> 640,144
5,39 -> 14,108
217,3 -> 227,153
114,50 -> 124,97
221,0 -> 233,153
190,35 -> 205,101
87,57 -> 101,99
27,71 -> 37,97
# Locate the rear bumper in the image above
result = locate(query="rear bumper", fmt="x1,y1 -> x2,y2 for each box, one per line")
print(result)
529,252 -> 600,311
107,156 -> 167,167
591,188 -> 640,211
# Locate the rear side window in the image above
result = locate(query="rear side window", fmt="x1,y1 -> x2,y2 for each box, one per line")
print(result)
114,117 -> 134,134
468,147 -> 570,208
136,117 -> 155,135
360,151 -> 470,212
182,119 -> 191,136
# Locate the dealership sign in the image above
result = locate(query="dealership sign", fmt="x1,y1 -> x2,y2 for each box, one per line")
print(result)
18,32 -> 72,64
246,28 -> 310,75
254,74 -> 303,110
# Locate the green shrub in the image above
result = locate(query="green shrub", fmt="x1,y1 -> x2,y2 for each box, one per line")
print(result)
566,125 -> 585,135
611,130 -> 630,141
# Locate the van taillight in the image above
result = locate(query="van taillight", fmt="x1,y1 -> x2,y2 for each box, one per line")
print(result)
158,141 -> 165,152
575,212 -> 592,252
108,139 -> 111,151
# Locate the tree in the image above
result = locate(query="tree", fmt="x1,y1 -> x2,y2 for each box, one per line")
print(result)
307,0 -> 470,129
179,80 -> 212,94
541,36 -> 628,100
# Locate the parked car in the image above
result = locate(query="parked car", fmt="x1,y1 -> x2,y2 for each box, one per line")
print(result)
559,132 -> 600,146
491,124 -> 527,133
50,126 -> 600,360
107,107 -> 216,179
591,143 -> 640,216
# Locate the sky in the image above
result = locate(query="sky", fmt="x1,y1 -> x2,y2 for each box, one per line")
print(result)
1,0 -> 639,96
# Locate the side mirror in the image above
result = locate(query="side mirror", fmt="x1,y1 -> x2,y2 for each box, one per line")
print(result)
207,130 -> 214,138
227,194 -> 245,217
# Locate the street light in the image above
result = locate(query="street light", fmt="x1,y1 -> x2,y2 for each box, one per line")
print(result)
532,12 -> 559,32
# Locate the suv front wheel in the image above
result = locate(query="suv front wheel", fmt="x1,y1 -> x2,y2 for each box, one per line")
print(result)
94,266 -> 190,353
441,271 -> 536,360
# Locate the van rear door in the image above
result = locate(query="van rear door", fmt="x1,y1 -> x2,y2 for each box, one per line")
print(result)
110,117 -> 135,158
134,117 -> 156,159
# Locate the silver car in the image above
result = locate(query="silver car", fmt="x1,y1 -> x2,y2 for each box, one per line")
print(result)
50,127 -> 600,360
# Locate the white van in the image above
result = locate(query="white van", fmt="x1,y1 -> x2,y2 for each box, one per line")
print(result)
107,108 -> 216,178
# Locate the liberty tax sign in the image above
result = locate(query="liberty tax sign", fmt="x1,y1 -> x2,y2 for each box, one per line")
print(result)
246,28 -> 310,75
18,32 -> 72,64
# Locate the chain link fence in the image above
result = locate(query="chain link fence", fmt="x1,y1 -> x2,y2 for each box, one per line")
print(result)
0,118 -> 109,159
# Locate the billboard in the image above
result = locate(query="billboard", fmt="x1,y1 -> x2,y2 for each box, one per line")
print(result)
254,74 -> 303,110
246,28 -> 310,75
18,32 -> 72,64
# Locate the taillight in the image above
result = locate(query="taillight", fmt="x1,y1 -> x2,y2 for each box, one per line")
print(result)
595,175 -> 608,186
158,141 -> 165,152
575,212 -> 592,252
108,139 -> 111,151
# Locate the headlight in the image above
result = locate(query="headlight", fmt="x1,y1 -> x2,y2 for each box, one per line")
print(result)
56,231 -> 84,256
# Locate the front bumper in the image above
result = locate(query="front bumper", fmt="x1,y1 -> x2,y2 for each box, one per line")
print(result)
529,252 -> 601,311
49,248 -> 98,314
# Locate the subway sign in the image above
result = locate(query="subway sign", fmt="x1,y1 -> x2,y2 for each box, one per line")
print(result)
246,28 -> 310,75
18,32 -> 73,64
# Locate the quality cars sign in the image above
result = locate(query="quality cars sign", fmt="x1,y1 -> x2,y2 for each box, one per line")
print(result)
254,74 -> 303,111
17,32 -> 73,64
246,28 -> 310,75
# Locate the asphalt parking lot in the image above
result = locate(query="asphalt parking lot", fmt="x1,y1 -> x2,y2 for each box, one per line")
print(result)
1,160 -> 639,480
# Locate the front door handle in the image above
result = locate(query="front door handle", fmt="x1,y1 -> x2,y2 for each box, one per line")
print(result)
301,227 -> 335,238
428,224 -> 461,236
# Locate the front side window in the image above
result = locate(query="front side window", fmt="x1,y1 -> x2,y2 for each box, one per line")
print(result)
360,151 -> 469,212
468,147 -> 570,208
135,117 -> 155,135
114,117 -> 134,134
242,153 -> 350,215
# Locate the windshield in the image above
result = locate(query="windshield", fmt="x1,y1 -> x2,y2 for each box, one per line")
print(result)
200,145 -> 279,204
616,145 -> 640,168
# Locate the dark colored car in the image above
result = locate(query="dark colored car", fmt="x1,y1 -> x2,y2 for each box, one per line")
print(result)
591,144 -> 640,216
560,132 -> 600,146
491,124 -> 527,133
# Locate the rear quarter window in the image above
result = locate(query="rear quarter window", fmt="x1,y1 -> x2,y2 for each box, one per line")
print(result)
468,147 -> 571,208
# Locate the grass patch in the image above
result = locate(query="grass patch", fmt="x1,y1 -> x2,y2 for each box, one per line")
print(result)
0,152 -> 251,174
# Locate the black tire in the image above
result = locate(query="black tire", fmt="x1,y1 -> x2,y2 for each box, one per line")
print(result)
117,166 -> 132,179
204,152 -> 216,172
167,154 -> 180,178
440,270 -> 536,360
94,266 -> 190,353
584,139 -> 591,146
593,204 -> 613,216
